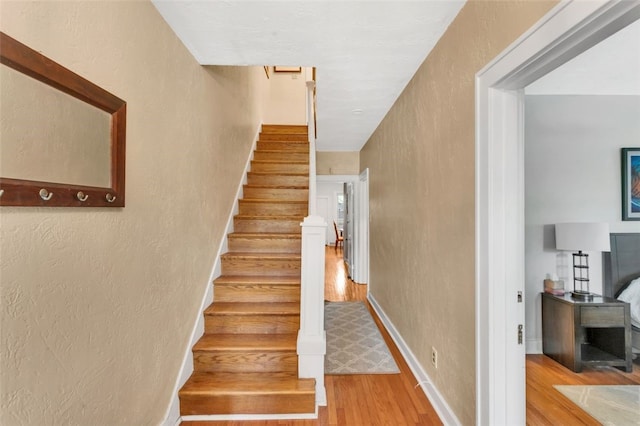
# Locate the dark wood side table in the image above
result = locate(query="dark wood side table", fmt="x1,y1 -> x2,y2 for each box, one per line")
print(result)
541,292 -> 632,372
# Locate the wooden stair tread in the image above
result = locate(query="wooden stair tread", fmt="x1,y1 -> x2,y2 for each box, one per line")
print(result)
242,186 -> 309,202
260,132 -> 308,137
252,159 -> 308,165
206,302 -> 299,316
259,136 -> 309,140
256,151 -> 308,154
180,372 -> 314,396
244,184 -> 309,189
260,133 -> 308,136
253,152 -> 309,162
256,138 -> 309,143
235,214 -> 303,219
247,171 -> 308,175
259,139 -> 309,143
232,216 -> 304,234
213,284 -> 300,303
261,124 -> 309,135
228,232 -> 301,239
214,275 -> 300,285
240,199 -> 307,204
251,162 -> 308,173
257,142 -> 308,145
227,232 -> 302,253
261,135 -> 307,137
222,251 -> 301,259
256,142 -> 309,147
256,143 -> 309,149
255,149 -> 309,154
220,252 -> 301,277
262,124 -> 308,132
194,333 -> 297,351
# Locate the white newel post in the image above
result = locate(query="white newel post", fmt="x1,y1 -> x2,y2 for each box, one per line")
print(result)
298,79 -> 327,406
298,216 -> 327,406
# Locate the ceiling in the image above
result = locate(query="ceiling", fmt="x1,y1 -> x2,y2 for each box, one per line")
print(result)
152,0 -> 466,151
152,2 -> 638,150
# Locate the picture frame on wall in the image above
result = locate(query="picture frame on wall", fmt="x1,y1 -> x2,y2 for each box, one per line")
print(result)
274,66 -> 302,73
621,147 -> 640,221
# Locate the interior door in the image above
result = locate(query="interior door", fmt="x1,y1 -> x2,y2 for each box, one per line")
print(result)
343,182 -> 354,277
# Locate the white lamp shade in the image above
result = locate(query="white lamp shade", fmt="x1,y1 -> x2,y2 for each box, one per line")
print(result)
555,222 -> 611,252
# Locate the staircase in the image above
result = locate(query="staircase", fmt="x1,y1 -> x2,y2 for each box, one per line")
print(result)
179,124 -> 316,417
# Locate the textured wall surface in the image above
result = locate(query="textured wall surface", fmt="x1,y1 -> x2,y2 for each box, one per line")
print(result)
0,2 -> 264,425
263,67 -> 307,125
359,1 -> 557,424
316,151 -> 360,175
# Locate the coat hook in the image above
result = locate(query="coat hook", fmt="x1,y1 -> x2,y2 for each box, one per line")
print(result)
76,191 -> 89,202
105,193 -> 116,203
39,188 -> 53,201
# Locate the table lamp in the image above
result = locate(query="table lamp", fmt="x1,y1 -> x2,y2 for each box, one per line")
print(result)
555,222 -> 611,299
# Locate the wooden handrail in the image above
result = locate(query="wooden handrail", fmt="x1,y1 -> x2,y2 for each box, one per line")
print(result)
306,80 -> 316,216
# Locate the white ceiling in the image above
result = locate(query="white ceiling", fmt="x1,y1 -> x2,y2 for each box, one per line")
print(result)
526,18 -> 640,95
152,0 -> 466,151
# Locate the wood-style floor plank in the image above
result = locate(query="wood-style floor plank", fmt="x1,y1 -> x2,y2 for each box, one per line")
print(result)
526,353 -> 640,425
182,246 -> 640,425
182,247 -> 442,425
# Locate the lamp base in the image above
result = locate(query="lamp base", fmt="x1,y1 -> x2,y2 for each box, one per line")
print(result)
571,290 -> 594,300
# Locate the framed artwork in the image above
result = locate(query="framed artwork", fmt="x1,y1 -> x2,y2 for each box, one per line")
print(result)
274,66 -> 301,73
621,147 -> 640,221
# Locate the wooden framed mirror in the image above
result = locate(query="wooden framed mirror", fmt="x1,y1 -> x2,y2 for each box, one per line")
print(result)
0,32 -> 126,207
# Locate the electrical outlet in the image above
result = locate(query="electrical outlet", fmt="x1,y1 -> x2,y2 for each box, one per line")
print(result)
431,347 -> 438,368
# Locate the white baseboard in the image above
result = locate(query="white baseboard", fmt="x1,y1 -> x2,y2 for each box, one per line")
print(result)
161,123 -> 261,426
367,294 -> 461,426
526,338 -> 542,354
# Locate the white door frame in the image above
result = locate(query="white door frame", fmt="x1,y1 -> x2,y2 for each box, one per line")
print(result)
353,168 -> 369,284
475,1 -> 640,424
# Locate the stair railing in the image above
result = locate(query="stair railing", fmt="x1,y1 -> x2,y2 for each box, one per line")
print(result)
306,80 -> 317,216
297,79 -> 327,407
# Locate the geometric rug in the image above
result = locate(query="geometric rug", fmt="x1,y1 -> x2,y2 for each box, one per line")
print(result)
324,301 -> 400,374
554,385 -> 640,426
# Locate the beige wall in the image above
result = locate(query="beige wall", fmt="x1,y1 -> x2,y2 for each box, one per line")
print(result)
263,66 -> 307,125
359,1 -> 557,424
0,2 -> 265,425
316,151 -> 360,175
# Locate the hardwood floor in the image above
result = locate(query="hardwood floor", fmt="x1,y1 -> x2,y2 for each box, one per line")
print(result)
182,246 -> 443,426
526,353 -> 640,425
323,246 -> 367,303
180,245 -> 640,425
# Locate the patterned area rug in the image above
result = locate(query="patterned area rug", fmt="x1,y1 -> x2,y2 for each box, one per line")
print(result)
325,301 -> 400,374
554,385 -> 640,426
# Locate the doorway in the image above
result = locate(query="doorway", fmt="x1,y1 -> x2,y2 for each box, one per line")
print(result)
475,1 -> 640,424
317,174 -> 369,285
